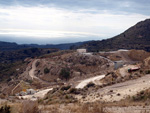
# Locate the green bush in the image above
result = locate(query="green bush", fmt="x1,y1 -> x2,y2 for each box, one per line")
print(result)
59,68 -> 70,81
44,68 -> 50,74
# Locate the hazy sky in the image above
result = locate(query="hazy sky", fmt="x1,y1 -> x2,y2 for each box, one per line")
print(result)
0,0 -> 150,44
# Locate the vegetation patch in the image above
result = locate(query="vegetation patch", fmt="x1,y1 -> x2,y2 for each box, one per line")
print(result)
145,70 -> 150,74
86,82 -> 95,88
41,86 -> 78,104
59,68 -> 70,81
132,89 -> 150,101
44,68 -> 50,74
0,105 -> 10,113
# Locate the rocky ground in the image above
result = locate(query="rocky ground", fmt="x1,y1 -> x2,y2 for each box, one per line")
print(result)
1,50 -> 150,113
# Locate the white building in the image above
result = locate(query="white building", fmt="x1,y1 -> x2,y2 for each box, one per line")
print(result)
77,49 -> 87,53
114,60 -> 125,70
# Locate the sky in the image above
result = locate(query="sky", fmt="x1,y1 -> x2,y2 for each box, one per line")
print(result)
0,0 -> 150,44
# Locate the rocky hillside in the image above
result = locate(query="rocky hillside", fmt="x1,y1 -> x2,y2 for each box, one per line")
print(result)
29,51 -> 113,83
16,51 -> 114,89
81,19 -> 150,52
0,48 -> 59,63
0,48 -> 58,85
0,50 -> 114,96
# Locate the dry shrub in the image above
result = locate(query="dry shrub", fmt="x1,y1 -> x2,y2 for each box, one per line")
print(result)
20,100 -> 39,113
40,102 -> 109,113
132,89 -> 150,102
76,102 -> 107,113
41,105 -> 60,113
0,104 -> 10,113
86,82 -> 95,88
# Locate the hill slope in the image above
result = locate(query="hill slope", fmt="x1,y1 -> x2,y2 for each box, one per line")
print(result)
81,19 -> 150,52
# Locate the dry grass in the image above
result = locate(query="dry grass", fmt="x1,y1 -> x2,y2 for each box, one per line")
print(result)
0,100 -> 40,113
20,100 -> 39,113
1,99 -> 149,113
40,102 -> 110,113
128,50 -> 150,61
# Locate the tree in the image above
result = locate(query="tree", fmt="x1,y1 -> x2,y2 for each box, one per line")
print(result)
44,68 -> 50,74
59,68 -> 70,81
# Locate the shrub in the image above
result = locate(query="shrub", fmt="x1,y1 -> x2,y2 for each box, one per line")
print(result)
132,90 -> 150,101
26,79 -> 33,84
35,61 -> 40,67
145,70 -> 150,74
40,102 -> 107,113
0,105 -> 11,113
7,78 -> 11,82
60,85 -> 71,91
86,82 -> 95,88
69,88 -> 79,94
44,68 -> 50,74
21,100 -> 39,113
59,68 -> 70,81
80,103 -> 105,113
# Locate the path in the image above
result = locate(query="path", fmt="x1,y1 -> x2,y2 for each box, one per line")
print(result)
76,75 -> 105,89
29,59 -> 50,84
29,59 -> 39,80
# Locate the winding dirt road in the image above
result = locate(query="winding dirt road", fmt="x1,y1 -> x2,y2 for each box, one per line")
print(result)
29,59 -> 50,84
19,59 -> 53,100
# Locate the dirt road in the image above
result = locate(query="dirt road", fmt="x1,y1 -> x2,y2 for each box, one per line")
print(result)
80,74 -> 150,102
19,88 -> 53,100
29,59 -> 50,84
76,75 -> 105,89
29,59 -> 39,80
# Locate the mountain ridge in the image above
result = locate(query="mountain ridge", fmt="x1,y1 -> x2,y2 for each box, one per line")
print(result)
0,41 -> 88,51
81,19 -> 150,52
